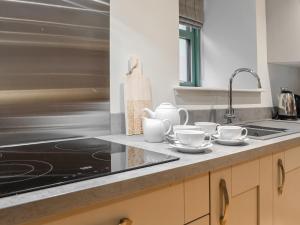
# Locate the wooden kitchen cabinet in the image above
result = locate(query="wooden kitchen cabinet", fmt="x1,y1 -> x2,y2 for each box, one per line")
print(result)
211,157 -> 273,225
273,147 -> 300,225
30,183 -> 185,225
187,215 -> 209,225
266,0 -> 300,64
27,173 -> 210,225
184,174 -> 209,224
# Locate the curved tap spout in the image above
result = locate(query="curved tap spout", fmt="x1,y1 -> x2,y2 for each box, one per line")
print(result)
225,68 -> 262,124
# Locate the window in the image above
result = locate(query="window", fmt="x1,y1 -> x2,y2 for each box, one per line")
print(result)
179,24 -> 201,86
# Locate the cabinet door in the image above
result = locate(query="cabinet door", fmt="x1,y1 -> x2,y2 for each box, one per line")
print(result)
28,183 -> 184,225
184,174 -> 209,223
273,148 -> 300,225
187,215 -> 209,225
211,158 -> 272,225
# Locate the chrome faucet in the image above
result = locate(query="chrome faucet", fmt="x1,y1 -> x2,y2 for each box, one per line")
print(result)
224,68 -> 262,124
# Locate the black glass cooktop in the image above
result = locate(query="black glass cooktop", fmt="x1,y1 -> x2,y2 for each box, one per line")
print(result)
0,138 -> 178,198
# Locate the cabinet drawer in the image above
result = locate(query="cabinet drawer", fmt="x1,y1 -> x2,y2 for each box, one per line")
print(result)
184,173 -> 209,223
285,146 -> 300,172
232,160 -> 259,196
187,215 -> 209,225
34,183 -> 184,225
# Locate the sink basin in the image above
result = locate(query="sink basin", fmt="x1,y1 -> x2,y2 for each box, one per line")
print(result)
247,128 -> 281,137
240,124 -> 295,140
242,125 -> 288,132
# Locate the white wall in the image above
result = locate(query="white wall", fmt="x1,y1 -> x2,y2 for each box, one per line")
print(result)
265,0 -> 300,106
266,0 -> 300,64
256,0 -> 273,107
110,0 -> 275,114
110,0 -> 179,113
183,0 -> 273,108
202,0 -> 258,89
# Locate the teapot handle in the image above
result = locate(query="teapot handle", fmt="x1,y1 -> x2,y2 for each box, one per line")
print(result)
162,119 -> 172,135
178,108 -> 189,125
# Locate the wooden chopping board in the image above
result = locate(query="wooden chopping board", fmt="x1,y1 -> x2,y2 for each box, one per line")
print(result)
124,57 -> 152,135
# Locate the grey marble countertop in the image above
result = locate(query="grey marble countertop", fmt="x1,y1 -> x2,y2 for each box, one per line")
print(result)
2,120 -> 300,225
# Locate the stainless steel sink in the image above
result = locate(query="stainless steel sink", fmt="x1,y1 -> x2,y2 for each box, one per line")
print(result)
240,124 -> 297,140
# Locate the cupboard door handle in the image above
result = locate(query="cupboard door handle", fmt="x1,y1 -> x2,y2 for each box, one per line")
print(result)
219,179 -> 229,225
119,218 -> 133,225
278,159 -> 286,194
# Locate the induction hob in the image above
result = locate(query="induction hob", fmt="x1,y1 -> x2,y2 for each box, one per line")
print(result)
0,138 -> 179,198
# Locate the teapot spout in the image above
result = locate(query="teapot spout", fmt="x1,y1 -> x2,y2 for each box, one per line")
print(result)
143,108 -> 155,118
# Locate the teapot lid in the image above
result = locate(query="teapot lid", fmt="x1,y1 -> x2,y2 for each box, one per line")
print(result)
157,102 -> 176,109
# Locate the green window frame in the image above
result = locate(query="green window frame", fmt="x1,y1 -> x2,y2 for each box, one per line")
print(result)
179,25 -> 201,87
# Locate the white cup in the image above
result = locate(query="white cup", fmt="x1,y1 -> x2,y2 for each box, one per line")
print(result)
173,125 -> 200,134
175,130 -> 211,147
218,126 -> 248,140
194,122 -> 220,135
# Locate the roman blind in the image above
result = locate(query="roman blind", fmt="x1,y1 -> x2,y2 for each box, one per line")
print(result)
179,0 -> 204,27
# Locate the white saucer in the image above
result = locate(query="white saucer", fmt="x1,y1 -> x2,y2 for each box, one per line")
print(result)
213,135 -> 249,146
169,143 -> 213,153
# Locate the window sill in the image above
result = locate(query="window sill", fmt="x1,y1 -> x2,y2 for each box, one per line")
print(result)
174,86 -> 263,109
174,86 -> 264,95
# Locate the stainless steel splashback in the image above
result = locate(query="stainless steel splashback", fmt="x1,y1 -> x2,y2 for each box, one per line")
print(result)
0,0 -> 110,145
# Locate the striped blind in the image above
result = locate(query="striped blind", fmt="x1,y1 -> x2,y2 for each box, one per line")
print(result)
179,0 -> 204,27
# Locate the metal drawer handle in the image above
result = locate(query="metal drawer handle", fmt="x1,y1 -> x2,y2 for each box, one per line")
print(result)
220,179 -> 229,225
119,218 -> 133,225
278,159 -> 286,194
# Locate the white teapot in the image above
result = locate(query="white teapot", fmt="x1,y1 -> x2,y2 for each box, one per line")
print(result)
143,103 -> 189,126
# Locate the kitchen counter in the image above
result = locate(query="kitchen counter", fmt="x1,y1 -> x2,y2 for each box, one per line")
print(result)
2,120 -> 300,225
